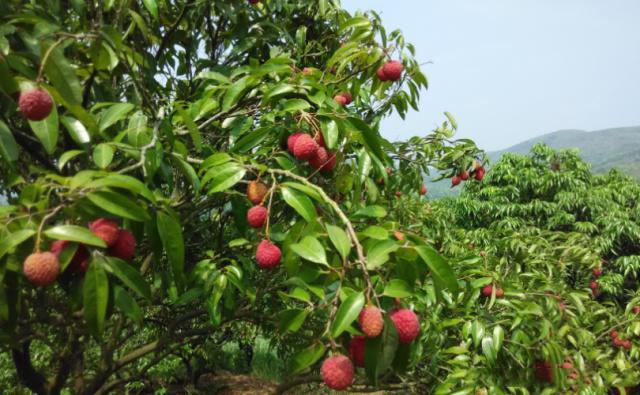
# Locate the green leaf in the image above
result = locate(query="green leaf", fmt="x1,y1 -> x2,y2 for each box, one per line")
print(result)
322,119 -> 339,150
353,205 -> 387,218
0,120 -> 19,162
481,337 -> 496,364
281,99 -> 311,113
142,0 -> 158,19
44,46 -> 83,105
330,291 -> 365,338
415,245 -> 459,295
492,325 -> 504,354
103,256 -> 151,299
290,342 -> 325,375
28,103 -> 58,154
366,240 -> 398,269
281,186 -> 316,222
365,315 -> 399,385
83,257 -> 109,337
326,225 -> 351,259
98,103 -> 135,132
60,116 -> 91,144
222,75 -> 253,111
0,229 -> 36,259
44,225 -> 106,248
58,149 -> 85,170
264,83 -> 295,102
157,211 -> 185,289
278,309 -> 309,333
444,111 -> 458,130
280,182 -> 322,202
207,165 -> 246,193
86,174 -> 155,202
176,106 -> 202,150
92,143 -> 114,169
383,279 -> 413,298
113,286 -> 142,324
290,236 -> 327,265
87,190 -> 149,221
231,127 -> 270,153
347,117 -> 386,164
360,226 -> 389,240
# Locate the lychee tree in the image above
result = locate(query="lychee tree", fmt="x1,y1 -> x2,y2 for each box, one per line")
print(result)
0,1 -> 485,393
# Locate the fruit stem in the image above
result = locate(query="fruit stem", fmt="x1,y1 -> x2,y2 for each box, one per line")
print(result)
34,205 -> 63,252
263,174 -> 277,239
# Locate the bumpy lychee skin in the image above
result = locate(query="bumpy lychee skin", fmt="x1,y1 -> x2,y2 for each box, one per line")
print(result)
247,205 -> 268,228
394,231 -> 405,241
481,285 -> 494,297
376,67 -> 389,81
50,240 -> 89,273
108,229 -> 136,261
287,132 -> 304,153
349,336 -> 365,367
309,147 -> 329,171
89,218 -> 120,247
534,361 -> 553,383
293,134 -> 319,161
302,67 -> 313,75
611,330 -> 619,338
451,175 -> 462,186
19,89 -> 53,121
255,240 -> 281,269
247,181 -> 268,205
495,288 -> 504,298
475,167 -> 485,181
321,354 -> 354,391
359,306 -> 384,338
334,94 -> 348,106
460,171 -> 470,181
23,252 -> 60,286
323,152 -> 337,172
314,132 -> 325,148
382,60 -> 403,81
340,92 -> 353,104
420,184 -> 427,195
389,309 -> 420,344
592,267 -> 602,277
589,281 -> 598,290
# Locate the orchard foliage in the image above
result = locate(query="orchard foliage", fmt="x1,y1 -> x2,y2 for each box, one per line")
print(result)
0,0 -> 485,393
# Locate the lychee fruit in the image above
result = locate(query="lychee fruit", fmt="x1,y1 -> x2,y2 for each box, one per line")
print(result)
108,229 -> 136,261
89,218 -> 120,247
287,132 -> 304,153
247,205 -> 268,228
314,133 -> 325,148
592,267 -> 602,277
320,354 -> 354,390
323,152 -> 337,172
247,181 -> 268,205
381,60 -> 403,81
460,171 -> 470,181
340,92 -> 353,104
622,340 -> 632,350
309,147 -> 329,171
534,361 -> 553,383
560,362 -> 573,369
495,288 -> 504,297
349,336 -> 365,367
451,175 -> 462,186
633,306 -> 640,314
255,240 -> 281,269
394,231 -> 405,241
395,191 -> 401,197
19,88 -> 53,121
589,281 -> 598,290
475,167 -> 485,181
302,67 -> 313,75
376,67 -> 389,81
613,337 -> 624,347
420,184 -> 427,195
50,240 -> 89,273
23,252 -> 60,286
389,309 -> 419,344
334,94 -> 348,106
611,330 -> 619,338
359,305 -> 384,337
481,285 -> 494,297
248,0 -> 259,4
293,134 -> 319,161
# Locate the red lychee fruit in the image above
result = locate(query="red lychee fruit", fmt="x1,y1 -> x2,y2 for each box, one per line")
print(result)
475,167 -> 485,181
247,205 -> 268,228
561,362 -> 573,369
302,67 -> 313,75
323,151 -> 337,172
613,337 -> 624,347
89,218 -> 120,247
359,306 -> 384,338
420,184 -> 427,195
23,252 -> 60,286
589,281 -> 598,290
394,231 -> 405,241
481,285 -> 494,297
349,336 -> 365,367
293,134 -> 319,161
451,175 -> 462,186
459,171 -> 470,181
376,67 -> 389,81
559,302 -> 566,312
334,94 -> 348,106
340,92 -> 353,104
633,306 -> 640,314
534,361 -> 553,383
19,88 -> 53,121
108,229 -> 136,261
309,147 -> 329,171
622,340 -> 632,350
248,0 -> 259,4
592,267 -> 602,277
50,240 -> 89,273
495,288 -> 505,298
382,60 -> 403,81
320,354 -> 354,390
247,181 -> 268,205
611,330 -> 619,339
389,309 -> 419,344
255,240 -> 281,269
287,132 -> 304,153
314,132 -> 326,148
395,191 -> 402,197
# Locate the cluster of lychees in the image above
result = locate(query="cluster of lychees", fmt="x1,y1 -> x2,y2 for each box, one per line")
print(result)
23,218 -> 136,286
245,181 -> 282,270
589,266 -> 601,297
287,132 -> 337,174
320,305 -> 420,390
481,284 -> 504,298
451,165 -> 485,187
611,330 -> 633,350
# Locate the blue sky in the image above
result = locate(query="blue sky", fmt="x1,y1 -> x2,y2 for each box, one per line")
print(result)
342,0 -> 640,151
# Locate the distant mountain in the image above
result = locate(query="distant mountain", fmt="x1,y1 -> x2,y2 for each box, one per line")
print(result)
490,126 -> 640,178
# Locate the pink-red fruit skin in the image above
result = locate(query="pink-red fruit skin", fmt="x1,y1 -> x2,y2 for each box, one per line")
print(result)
108,229 -> 136,261
89,218 -> 120,247
19,89 -> 53,121
247,205 -> 268,228
451,175 -> 461,186
247,181 -> 268,205
23,252 -> 60,286
376,67 -> 389,81
420,184 -> 427,195
293,134 -> 319,161
255,240 -> 281,269
334,94 -> 348,106
349,336 -> 365,367
359,306 -> 384,337
481,285 -> 493,297
51,240 -> 89,273
475,167 -> 485,181
460,171 -> 470,180
287,133 -> 304,153
321,354 -> 354,390
382,60 -> 403,81
389,309 -> 419,344
309,147 -> 329,170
